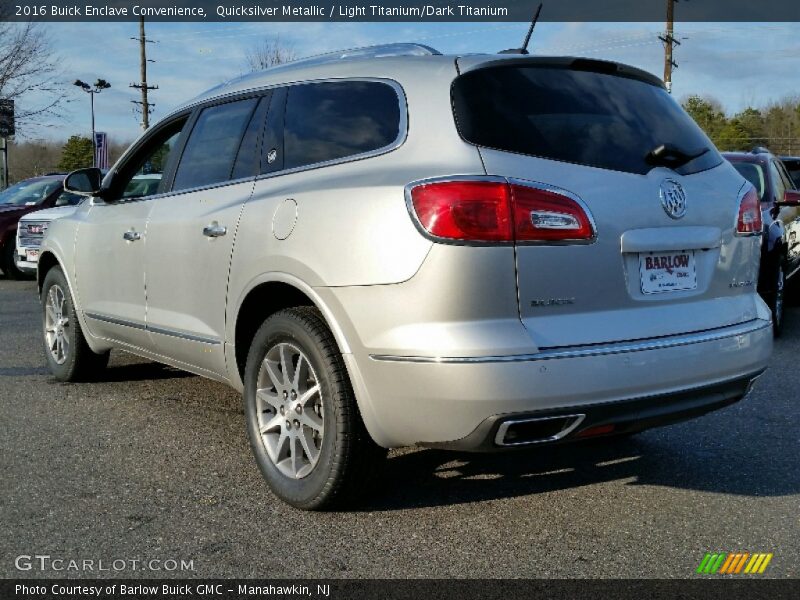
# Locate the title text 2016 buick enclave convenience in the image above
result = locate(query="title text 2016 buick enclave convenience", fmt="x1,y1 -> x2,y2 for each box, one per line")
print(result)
38,45 -> 772,509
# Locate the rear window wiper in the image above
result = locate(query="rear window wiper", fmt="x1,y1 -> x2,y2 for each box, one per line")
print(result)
646,143 -> 710,169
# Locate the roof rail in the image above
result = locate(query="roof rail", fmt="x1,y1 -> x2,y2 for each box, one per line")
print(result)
267,43 -> 441,72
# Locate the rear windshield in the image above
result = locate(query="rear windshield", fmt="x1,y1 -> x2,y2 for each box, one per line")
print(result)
451,64 -> 722,175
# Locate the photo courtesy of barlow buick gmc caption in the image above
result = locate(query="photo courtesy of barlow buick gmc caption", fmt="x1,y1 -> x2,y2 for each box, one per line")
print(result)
1,1 -> 799,599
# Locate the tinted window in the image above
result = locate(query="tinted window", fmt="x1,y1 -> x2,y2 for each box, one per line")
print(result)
173,98 -> 258,191
452,64 -> 722,175
731,162 -> 766,201
770,160 -> 787,203
284,81 -> 400,170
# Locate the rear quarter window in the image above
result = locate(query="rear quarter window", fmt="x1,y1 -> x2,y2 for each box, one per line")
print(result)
283,80 -> 401,171
452,64 -> 722,176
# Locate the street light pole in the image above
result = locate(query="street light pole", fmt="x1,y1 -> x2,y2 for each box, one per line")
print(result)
73,78 -> 111,168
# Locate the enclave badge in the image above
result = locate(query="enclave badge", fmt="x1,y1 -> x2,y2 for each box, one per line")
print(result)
660,179 -> 687,219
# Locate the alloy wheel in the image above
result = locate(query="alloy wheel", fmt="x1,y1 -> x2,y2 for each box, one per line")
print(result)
256,342 -> 324,479
44,284 -> 70,365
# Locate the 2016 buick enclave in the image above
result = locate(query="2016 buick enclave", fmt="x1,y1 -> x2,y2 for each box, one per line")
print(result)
38,45 -> 772,509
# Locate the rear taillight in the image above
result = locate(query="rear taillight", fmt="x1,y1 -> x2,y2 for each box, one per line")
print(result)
409,180 -> 512,242
736,186 -> 763,236
408,179 -> 594,243
510,184 -> 595,242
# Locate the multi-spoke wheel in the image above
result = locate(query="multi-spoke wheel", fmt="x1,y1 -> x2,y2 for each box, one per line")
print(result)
244,306 -> 386,510
256,343 -> 324,479
41,266 -> 110,381
45,284 -> 70,365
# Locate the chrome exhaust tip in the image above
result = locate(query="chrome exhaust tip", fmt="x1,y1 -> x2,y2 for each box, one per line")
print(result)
495,414 -> 586,447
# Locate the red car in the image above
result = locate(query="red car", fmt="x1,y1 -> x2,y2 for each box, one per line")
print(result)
0,174 -> 82,279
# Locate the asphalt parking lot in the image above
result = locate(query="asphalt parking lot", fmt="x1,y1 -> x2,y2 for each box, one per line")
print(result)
1,277 -> 798,579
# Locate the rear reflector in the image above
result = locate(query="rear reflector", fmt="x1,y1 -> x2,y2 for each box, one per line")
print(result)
408,179 -> 595,243
735,186 -> 763,236
575,424 -> 616,438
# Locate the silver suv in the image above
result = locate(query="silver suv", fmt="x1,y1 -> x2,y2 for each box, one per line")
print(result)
39,45 -> 772,509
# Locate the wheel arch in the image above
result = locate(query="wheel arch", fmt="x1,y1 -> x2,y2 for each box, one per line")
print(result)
229,273 -> 354,386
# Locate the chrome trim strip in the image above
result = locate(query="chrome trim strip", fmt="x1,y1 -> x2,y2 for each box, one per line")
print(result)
147,325 -> 221,346
370,318 -> 771,364
85,312 -> 221,345
85,312 -> 146,330
495,414 -> 586,446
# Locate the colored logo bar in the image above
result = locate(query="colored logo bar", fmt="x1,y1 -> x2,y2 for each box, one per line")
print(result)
696,552 -> 773,574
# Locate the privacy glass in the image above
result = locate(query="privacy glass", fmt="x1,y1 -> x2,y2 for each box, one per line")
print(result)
283,81 -> 400,170
173,98 -> 258,190
452,65 -> 722,175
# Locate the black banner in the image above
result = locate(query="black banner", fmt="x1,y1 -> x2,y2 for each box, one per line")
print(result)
3,579 -> 800,600
3,0 -> 800,22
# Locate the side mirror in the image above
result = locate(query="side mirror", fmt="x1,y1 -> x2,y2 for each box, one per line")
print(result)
63,167 -> 104,196
776,190 -> 800,207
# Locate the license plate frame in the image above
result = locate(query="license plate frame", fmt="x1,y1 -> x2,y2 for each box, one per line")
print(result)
638,250 -> 697,295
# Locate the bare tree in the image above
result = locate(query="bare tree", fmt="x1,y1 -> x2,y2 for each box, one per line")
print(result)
244,38 -> 297,72
0,9 -> 67,135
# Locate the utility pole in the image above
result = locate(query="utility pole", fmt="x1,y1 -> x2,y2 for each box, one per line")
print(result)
660,0 -> 680,93
130,16 -> 158,130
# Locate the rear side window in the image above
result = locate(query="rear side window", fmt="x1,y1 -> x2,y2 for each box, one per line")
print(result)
283,81 -> 400,170
731,162 -> 766,201
173,97 -> 258,191
452,65 -> 722,175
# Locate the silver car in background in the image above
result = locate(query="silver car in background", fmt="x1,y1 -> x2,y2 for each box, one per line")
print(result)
38,45 -> 772,509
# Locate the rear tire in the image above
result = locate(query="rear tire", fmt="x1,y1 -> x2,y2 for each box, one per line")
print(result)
42,266 -> 110,381
2,239 -> 27,280
243,307 -> 386,510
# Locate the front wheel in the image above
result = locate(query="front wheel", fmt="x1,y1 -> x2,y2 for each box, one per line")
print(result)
243,307 -> 385,510
42,266 -> 110,381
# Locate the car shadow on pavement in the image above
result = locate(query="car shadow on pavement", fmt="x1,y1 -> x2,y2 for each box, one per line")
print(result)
355,431 -> 798,511
92,361 -> 195,383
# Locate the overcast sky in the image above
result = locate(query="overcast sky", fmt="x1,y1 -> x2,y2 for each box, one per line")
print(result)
22,21 -> 800,143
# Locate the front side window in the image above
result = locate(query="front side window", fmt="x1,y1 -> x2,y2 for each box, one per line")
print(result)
283,81 -> 401,171
0,179 -> 61,206
172,97 -> 258,191
115,119 -> 187,200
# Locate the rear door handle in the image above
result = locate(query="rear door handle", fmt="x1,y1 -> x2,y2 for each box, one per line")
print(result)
123,230 -> 141,242
203,223 -> 227,238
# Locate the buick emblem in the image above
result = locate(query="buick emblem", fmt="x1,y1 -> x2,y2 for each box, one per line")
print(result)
660,179 -> 687,219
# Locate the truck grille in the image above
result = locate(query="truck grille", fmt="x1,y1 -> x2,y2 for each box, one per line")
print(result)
18,221 -> 49,248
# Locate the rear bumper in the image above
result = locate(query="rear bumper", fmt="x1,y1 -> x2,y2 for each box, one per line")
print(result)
427,374 -> 761,451
357,318 -> 773,448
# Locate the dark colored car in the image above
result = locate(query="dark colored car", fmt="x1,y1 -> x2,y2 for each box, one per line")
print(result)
724,149 -> 800,335
0,174 -> 82,279
780,156 -> 800,188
